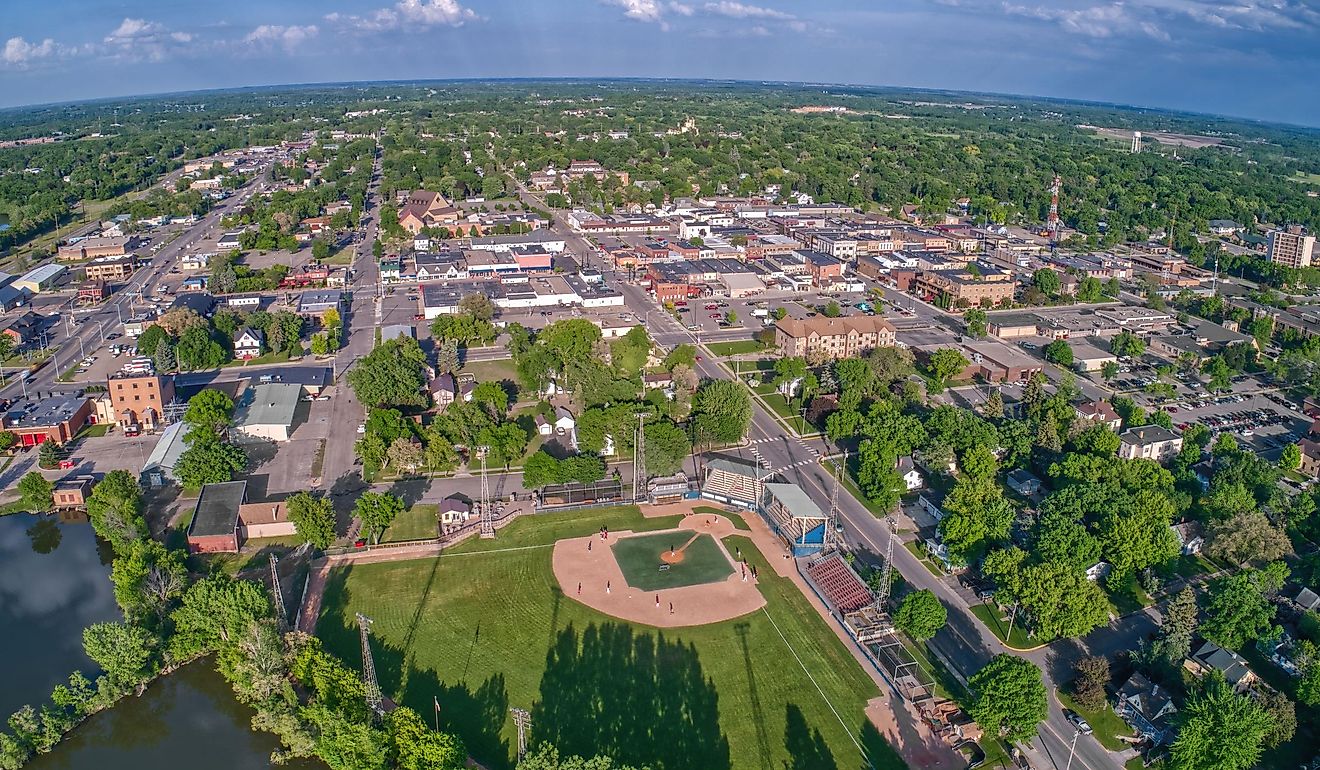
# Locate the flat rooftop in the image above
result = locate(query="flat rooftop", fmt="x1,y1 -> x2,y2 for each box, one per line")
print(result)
189,480 -> 247,538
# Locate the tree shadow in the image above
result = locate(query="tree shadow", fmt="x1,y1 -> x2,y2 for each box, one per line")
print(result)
315,564 -> 513,768
734,622 -> 772,770
387,475 -> 430,509
784,704 -> 838,770
531,622 -> 731,770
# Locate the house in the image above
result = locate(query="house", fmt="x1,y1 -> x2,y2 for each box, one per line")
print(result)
186,481 -> 248,554
1006,468 -> 1043,497
440,496 -> 472,526
1085,561 -> 1112,582
642,372 -> 673,390
397,190 -> 461,235
77,279 -> 109,304
0,311 -> 49,347
53,476 -> 95,510
1208,220 -> 1242,236
430,374 -> 473,410
1294,587 -> 1320,612
297,289 -> 341,315
181,276 -> 208,291
379,256 -> 402,282
1298,438 -> 1320,479
237,500 -> 297,540
233,327 -> 265,360
217,231 -> 244,250
1118,425 -> 1183,461
1170,521 -> 1204,555
896,456 -> 924,491
1115,673 -> 1178,746
1186,641 -> 1257,691
232,382 -> 301,442
1076,400 -> 1123,431
180,252 -> 212,270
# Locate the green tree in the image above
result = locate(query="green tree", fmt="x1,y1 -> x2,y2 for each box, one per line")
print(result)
644,420 -> 692,477
1043,339 -> 1074,367
1206,510 -> 1293,566
110,539 -> 187,622
1146,586 -> 1198,670
17,471 -> 53,513
1169,673 -> 1271,770
287,491 -> 336,549
470,381 -> 510,418
893,589 -> 947,640
183,389 -> 235,442
1111,330 -> 1146,358
964,308 -> 987,339
431,313 -> 497,347
1280,443 -> 1302,472
170,573 -> 270,659
692,380 -> 752,445
386,706 -> 465,770
174,440 -> 247,487
38,439 -> 59,469
967,654 -> 1048,742
1071,656 -> 1110,711
522,450 -> 563,489
355,492 -> 405,544
82,621 -> 158,691
348,337 -> 430,408
516,746 -> 642,770
86,470 -> 147,553
925,348 -> 969,388
176,325 -> 228,369
1100,360 -> 1119,380
1032,269 -> 1061,296
822,301 -> 842,318
1201,564 -> 1287,649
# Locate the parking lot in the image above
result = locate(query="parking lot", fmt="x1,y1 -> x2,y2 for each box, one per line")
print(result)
670,287 -> 874,336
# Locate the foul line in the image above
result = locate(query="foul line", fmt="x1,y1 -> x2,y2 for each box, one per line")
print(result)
759,606 -> 867,760
439,543 -> 555,557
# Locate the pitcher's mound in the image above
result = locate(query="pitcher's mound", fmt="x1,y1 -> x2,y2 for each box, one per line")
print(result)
660,549 -> 685,565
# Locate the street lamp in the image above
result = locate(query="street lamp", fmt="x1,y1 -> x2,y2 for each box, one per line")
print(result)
1064,726 -> 1082,770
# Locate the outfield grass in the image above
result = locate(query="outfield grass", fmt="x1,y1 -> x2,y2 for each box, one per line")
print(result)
383,504 -> 439,542
317,505 -> 899,770
705,340 -> 766,357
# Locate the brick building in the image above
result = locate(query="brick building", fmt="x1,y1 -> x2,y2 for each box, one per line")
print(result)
3,394 -> 92,446
108,372 -> 175,431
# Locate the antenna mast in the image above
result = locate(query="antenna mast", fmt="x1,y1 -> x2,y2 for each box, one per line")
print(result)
476,446 -> 494,538
876,516 -> 897,609
824,450 -> 845,552
510,708 -> 532,763
357,613 -> 384,716
1047,174 -> 1061,247
269,553 -> 287,630
633,412 -> 650,503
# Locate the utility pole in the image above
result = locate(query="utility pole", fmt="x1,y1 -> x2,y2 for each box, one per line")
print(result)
357,613 -> 383,716
510,708 -> 531,763
1064,727 -> 1082,770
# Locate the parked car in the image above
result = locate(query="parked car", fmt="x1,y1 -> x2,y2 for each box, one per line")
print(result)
1065,711 -> 1093,735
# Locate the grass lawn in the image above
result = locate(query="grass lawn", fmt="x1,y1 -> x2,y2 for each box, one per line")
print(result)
317,505 -> 900,770
221,348 -> 301,367
462,357 -> 518,385
204,536 -> 304,575
323,247 -> 356,265
903,541 -> 947,578
760,392 -> 800,422
705,340 -> 767,357
969,603 -> 1036,649
1056,692 -> 1134,752
1290,171 -> 1320,186
75,424 -> 110,440
691,506 -> 751,531
382,504 -> 440,543
824,459 -> 892,519
1105,572 -> 1154,616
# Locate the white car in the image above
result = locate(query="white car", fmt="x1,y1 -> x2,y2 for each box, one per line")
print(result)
357,424 -> 366,434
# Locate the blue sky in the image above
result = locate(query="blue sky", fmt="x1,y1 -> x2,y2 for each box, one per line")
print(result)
3,0 -> 1319,126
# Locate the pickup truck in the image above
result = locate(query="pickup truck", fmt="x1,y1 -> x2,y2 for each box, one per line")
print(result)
751,308 -> 769,318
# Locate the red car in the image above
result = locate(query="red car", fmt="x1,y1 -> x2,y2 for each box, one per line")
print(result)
704,303 -> 718,310
709,313 -> 721,319
58,459 -> 75,470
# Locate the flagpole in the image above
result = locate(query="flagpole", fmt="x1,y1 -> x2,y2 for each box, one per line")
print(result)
433,695 -> 440,732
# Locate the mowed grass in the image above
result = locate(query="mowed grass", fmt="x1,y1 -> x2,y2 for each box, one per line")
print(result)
316,506 -> 899,770
382,504 -> 440,542
612,532 -> 734,590
705,339 -> 767,357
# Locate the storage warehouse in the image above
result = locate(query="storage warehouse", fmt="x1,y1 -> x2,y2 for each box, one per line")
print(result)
13,263 -> 68,294
232,382 -> 301,442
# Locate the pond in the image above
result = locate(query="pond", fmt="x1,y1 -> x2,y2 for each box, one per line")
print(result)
0,514 -> 320,769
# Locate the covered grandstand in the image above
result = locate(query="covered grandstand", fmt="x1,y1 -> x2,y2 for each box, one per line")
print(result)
700,453 -> 763,509
760,482 -> 827,556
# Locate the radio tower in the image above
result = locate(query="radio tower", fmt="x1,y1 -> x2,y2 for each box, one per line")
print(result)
269,554 -> 287,631
876,516 -> 897,609
476,446 -> 494,538
356,613 -> 384,716
823,450 -> 845,553
1047,174 -> 1061,246
632,413 -> 650,503
510,708 -> 532,762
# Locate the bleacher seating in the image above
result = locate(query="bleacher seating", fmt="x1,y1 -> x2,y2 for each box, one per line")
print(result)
806,553 -> 874,614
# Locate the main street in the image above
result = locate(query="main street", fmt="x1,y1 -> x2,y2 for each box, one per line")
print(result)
1,171 -> 273,401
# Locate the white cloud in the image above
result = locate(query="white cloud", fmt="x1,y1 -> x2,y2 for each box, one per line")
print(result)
703,1 -> 794,20
244,24 -> 320,51
102,18 -> 193,60
606,0 -> 670,24
2,36 -> 60,69
332,0 -> 479,32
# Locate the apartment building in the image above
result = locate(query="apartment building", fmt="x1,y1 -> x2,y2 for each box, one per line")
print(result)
775,315 -> 897,360
108,372 -> 176,431
1267,226 -> 1315,269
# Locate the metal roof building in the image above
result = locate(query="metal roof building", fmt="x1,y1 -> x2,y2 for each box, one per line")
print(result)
233,382 -> 301,442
